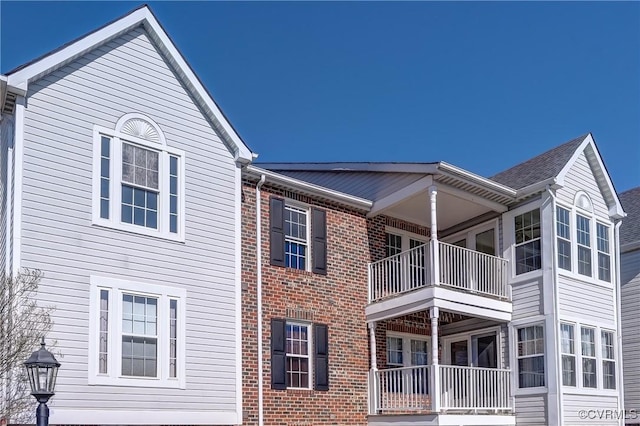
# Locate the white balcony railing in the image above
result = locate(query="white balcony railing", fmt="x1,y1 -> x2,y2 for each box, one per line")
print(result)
368,241 -> 509,302
438,242 -> 509,299
373,365 -> 431,412
439,365 -> 512,411
370,365 -> 511,414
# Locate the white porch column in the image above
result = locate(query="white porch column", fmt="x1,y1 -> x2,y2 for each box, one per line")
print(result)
428,186 -> 440,285
369,321 -> 378,370
430,307 -> 440,412
368,322 -> 378,415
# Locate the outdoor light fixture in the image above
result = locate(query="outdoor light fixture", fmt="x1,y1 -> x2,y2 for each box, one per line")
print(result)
24,338 -> 60,426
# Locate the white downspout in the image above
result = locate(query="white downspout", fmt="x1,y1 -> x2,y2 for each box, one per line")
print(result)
613,219 -> 625,425
255,175 -> 266,426
547,186 -> 564,425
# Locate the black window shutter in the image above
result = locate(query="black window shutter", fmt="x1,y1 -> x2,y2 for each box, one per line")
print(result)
271,318 -> 287,390
314,323 -> 329,391
311,208 -> 327,275
270,197 -> 286,267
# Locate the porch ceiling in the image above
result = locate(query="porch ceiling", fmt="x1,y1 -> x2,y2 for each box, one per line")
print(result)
383,189 -> 494,230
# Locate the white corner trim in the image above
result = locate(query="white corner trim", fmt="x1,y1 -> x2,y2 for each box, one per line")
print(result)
11,96 -> 25,276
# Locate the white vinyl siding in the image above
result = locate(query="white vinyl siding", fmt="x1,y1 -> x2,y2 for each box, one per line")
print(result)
511,279 -> 543,320
556,151 -> 610,219
562,394 -> 619,425
19,27 -> 240,416
513,395 -> 547,426
621,249 -> 640,412
558,277 -> 616,324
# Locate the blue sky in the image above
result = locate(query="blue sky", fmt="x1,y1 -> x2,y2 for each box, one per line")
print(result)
2,1 -> 639,192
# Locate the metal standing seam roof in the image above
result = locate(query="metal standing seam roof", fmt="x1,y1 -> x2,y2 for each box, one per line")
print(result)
270,170 -> 429,201
489,134 -> 589,189
620,187 -> 640,248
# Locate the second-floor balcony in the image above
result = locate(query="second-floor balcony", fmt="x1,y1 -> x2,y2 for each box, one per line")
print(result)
369,241 -> 509,303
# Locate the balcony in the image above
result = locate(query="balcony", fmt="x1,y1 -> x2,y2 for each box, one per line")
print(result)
366,242 -> 512,322
370,365 -> 512,413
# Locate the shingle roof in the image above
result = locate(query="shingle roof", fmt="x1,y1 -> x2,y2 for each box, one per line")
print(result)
489,134 -> 589,189
620,187 -> 640,248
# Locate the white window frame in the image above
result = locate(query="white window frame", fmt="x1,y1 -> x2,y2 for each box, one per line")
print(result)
560,322 -> 576,387
596,222 -> 611,282
516,324 -> 545,389
284,202 -> 311,271
441,326 -> 502,368
555,194 -> 614,286
92,115 -> 186,242
580,326 -> 597,389
285,320 -> 313,390
513,209 -> 542,276
556,206 -> 572,271
386,331 -> 430,367
443,219 -> 499,255
88,276 -> 186,388
576,213 -> 592,277
601,329 -> 616,390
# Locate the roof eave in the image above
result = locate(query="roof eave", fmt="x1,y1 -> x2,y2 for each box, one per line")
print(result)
245,165 -> 373,210
437,162 -> 517,198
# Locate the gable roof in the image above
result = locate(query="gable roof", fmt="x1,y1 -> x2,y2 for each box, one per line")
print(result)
490,134 -> 588,190
2,4 -> 253,164
620,187 -> 640,250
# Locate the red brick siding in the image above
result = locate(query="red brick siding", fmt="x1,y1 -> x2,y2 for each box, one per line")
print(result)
242,181 -> 373,425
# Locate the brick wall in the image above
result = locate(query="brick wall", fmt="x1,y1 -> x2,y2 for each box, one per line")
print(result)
242,180 -> 373,426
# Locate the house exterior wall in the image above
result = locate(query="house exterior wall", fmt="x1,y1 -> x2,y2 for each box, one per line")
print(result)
0,114 -> 13,275
16,26 -> 242,424
555,152 -> 621,425
241,181 -> 371,425
622,248 -> 640,422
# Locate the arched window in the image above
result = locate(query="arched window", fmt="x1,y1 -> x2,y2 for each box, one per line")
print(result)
92,114 -> 185,241
555,191 -> 610,282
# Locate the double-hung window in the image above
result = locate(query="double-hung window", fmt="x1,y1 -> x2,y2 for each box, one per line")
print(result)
601,330 -> 616,390
556,207 -> 571,271
285,205 -> 309,270
596,223 -> 611,282
581,327 -> 597,388
271,319 -> 329,391
514,209 -> 541,275
269,197 -> 327,274
560,323 -> 576,386
517,325 -> 545,388
576,215 -> 592,277
93,115 -> 185,241
89,276 -> 186,388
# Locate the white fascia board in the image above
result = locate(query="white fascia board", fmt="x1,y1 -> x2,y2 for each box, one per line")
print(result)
7,8 -> 149,89
6,6 -> 253,165
555,134 -> 625,219
437,162 -> 517,197
368,175 -> 433,217
245,165 -> 373,210
139,12 -> 253,164
256,162 -> 440,173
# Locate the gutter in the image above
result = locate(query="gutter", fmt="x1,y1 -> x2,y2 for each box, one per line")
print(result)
255,175 -> 266,426
515,178 -> 561,201
245,165 -> 372,211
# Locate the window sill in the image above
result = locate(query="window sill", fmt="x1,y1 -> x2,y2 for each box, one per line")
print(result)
92,220 -> 185,243
88,374 -> 185,389
286,388 -> 315,395
562,387 -> 619,396
510,269 -> 543,284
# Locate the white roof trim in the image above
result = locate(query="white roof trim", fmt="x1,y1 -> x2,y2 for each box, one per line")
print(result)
556,133 -> 625,219
5,6 -> 253,164
437,162 -> 517,197
245,166 -> 373,210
